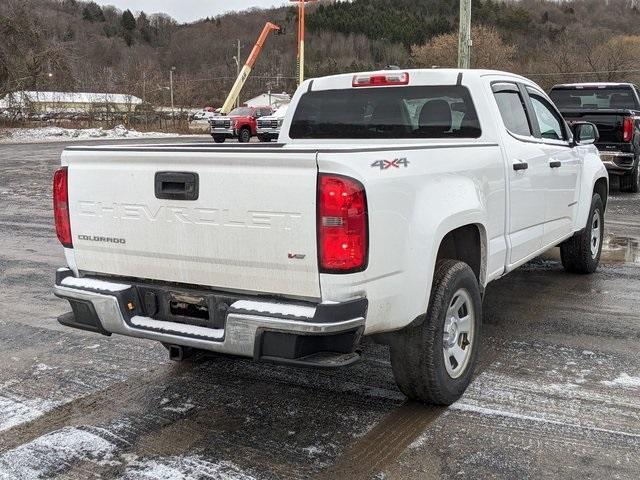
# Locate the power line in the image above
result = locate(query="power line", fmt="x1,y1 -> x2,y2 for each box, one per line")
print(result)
525,68 -> 640,77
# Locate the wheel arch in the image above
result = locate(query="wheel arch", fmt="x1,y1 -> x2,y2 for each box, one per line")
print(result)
593,176 -> 608,211
434,223 -> 488,292
576,153 -> 608,229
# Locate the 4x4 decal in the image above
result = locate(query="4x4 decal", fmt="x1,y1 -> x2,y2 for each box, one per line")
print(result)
371,158 -> 410,170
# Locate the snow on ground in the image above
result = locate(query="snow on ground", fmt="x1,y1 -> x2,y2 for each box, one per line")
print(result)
0,426 -> 117,479
0,125 -> 199,144
0,393 -> 59,433
0,423 -> 255,480
602,373 -> 640,389
120,456 -> 257,480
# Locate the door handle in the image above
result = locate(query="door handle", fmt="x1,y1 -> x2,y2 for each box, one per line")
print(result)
549,161 -> 562,168
513,162 -> 529,171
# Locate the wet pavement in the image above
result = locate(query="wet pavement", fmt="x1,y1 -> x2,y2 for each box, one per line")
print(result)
0,139 -> 639,479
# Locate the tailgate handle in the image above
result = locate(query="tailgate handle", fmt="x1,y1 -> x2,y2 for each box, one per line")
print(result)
155,172 -> 199,201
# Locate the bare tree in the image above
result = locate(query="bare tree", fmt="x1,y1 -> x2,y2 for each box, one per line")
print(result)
411,26 -> 517,72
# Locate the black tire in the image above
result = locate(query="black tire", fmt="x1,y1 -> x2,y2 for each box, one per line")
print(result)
212,135 -> 226,143
257,135 -> 271,142
390,260 -> 482,405
238,128 -> 251,143
620,164 -> 640,193
560,193 -> 604,274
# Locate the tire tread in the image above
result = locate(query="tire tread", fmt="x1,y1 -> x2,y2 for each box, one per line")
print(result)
390,260 -> 481,405
560,193 -> 603,274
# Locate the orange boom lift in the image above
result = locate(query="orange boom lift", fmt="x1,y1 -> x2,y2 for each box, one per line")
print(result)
220,22 -> 281,114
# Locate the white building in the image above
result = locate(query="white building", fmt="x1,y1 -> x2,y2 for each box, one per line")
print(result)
244,92 -> 290,109
0,91 -> 143,113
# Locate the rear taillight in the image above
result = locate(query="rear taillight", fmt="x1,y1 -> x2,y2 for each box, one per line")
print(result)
352,72 -> 409,87
317,174 -> 368,273
623,117 -> 634,142
53,167 -> 72,248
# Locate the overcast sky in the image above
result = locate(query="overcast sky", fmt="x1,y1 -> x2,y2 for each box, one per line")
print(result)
93,1 -> 290,23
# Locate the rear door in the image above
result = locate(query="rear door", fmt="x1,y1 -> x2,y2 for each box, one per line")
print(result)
64,146 -> 321,299
492,82 -> 548,265
524,86 -> 581,246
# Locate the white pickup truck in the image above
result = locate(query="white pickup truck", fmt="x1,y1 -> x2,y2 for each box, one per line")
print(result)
53,69 -> 608,405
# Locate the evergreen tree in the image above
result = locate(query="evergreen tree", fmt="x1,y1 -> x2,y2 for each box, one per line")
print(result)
137,12 -> 152,43
122,9 -> 136,31
82,2 -> 105,22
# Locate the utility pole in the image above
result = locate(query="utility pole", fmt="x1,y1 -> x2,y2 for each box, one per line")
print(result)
298,0 -> 305,85
290,0 -> 317,86
457,0 -> 472,69
142,71 -> 146,103
169,66 -> 176,116
234,39 -> 241,108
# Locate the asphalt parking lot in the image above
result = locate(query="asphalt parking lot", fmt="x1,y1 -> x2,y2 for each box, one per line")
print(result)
1,138 -> 639,479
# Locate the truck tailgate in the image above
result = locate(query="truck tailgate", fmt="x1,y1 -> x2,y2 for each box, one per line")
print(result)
560,110 -> 628,144
63,147 -> 321,299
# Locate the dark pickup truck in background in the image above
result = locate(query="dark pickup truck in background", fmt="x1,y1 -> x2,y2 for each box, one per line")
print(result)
549,83 -> 640,192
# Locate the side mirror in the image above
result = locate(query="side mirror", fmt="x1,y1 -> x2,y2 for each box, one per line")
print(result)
572,121 -> 599,145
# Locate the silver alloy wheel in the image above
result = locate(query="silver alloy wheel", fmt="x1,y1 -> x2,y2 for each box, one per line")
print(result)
590,210 -> 601,259
442,288 -> 475,379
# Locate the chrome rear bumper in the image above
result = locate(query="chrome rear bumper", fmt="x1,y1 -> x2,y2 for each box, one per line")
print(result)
53,270 -> 366,364
600,152 -> 635,172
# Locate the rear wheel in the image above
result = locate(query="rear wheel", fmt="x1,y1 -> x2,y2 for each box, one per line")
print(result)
257,135 -> 271,142
390,260 -> 481,405
560,193 -> 604,274
620,164 -> 640,193
238,128 -> 251,143
212,135 -> 225,143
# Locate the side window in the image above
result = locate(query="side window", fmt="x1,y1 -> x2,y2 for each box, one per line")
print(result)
492,84 -> 532,137
527,89 -> 567,141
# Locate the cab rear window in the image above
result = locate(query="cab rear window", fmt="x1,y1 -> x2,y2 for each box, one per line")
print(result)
549,87 -> 639,110
289,86 -> 481,139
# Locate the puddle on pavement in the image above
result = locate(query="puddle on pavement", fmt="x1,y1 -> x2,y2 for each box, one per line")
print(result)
539,235 -> 640,265
601,235 -> 640,264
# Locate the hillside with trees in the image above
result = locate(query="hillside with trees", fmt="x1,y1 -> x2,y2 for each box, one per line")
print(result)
2,0 -> 640,109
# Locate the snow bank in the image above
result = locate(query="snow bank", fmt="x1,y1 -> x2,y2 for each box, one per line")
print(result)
0,125 -> 191,144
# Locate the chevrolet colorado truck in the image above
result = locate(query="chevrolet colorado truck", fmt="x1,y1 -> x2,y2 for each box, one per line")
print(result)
53,69 -> 608,405
209,106 -> 273,143
549,83 -> 640,192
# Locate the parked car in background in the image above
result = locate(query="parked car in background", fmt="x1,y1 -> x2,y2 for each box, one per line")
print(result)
549,83 -> 640,192
210,106 -> 273,143
53,69 -> 607,405
191,109 -> 220,122
256,104 -> 289,142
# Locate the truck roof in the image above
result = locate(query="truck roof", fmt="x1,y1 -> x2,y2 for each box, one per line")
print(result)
551,82 -> 635,89
308,68 -> 536,91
